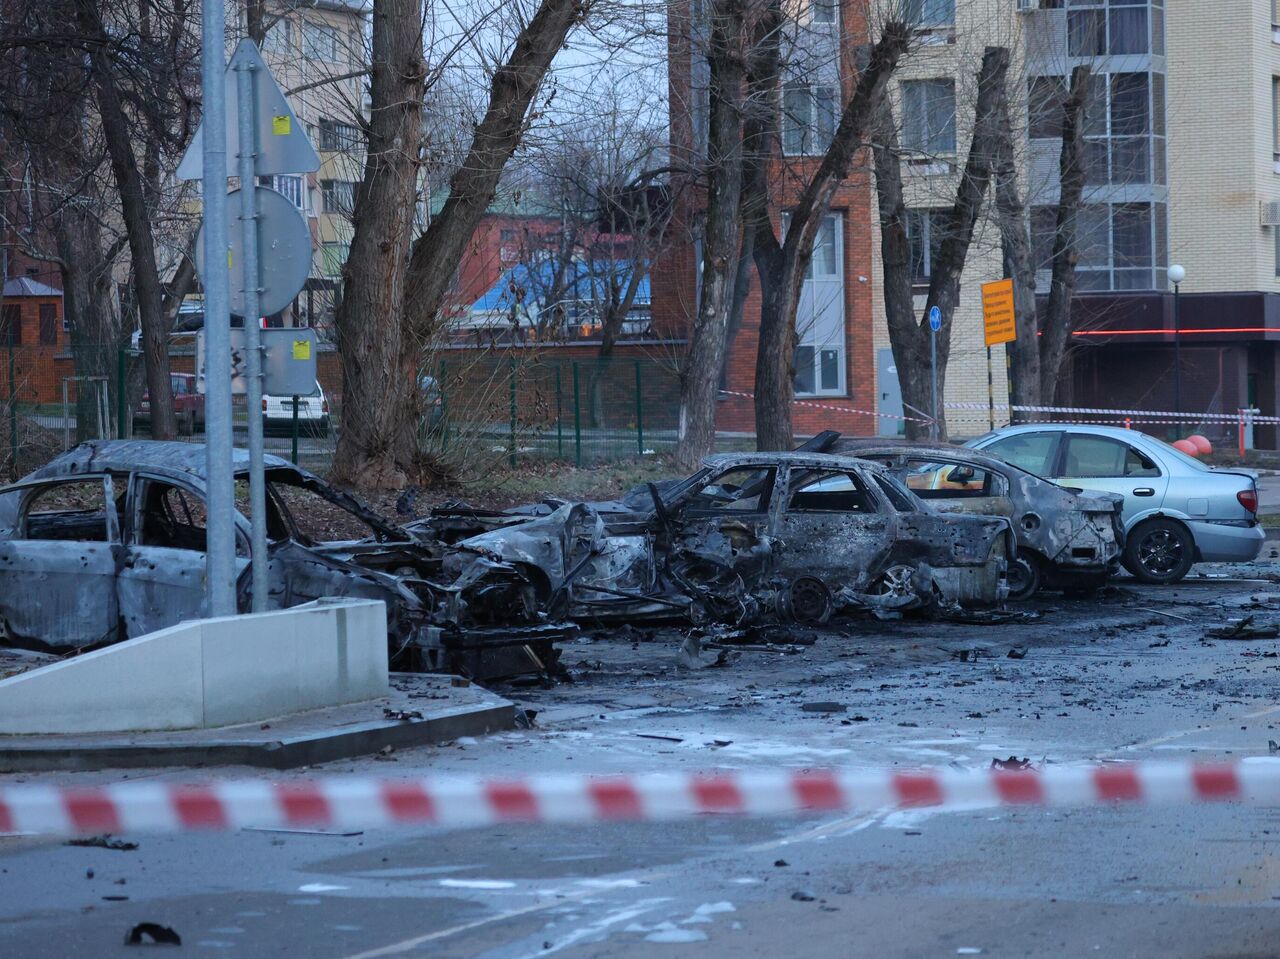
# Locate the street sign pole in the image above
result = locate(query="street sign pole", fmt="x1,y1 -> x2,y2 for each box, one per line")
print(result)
236,54 -> 269,614
201,0 -> 236,618
928,306 -> 941,441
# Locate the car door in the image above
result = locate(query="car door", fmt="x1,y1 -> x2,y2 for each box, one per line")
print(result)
1054,433 -> 1169,525
0,475 -> 122,650
118,474 -> 251,636
898,456 -> 1015,519
977,430 -> 1063,478
770,464 -> 892,591
665,464 -> 779,589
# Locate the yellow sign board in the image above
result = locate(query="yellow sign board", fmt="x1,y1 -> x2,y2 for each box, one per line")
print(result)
291,339 -> 312,361
272,115 -> 291,136
982,278 -> 1016,347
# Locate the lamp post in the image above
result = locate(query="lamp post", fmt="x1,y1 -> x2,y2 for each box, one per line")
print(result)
1169,264 -> 1185,417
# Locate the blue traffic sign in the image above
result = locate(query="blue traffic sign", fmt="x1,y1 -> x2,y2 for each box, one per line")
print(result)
928,306 -> 942,333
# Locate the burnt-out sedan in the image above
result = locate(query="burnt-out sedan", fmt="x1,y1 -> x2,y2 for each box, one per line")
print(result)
0,442 -> 565,679
828,438 -> 1124,599
417,451 -> 1016,623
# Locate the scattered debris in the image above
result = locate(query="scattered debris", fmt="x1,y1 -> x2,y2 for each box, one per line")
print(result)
1270,740 -> 1279,754
1205,617 -> 1280,640
1007,647 -> 1027,660
991,756 -> 1032,771
1133,607 -> 1195,623
800,702 -> 846,713
124,923 -> 181,946
774,859 -> 789,867
1149,639 -> 1171,648
242,827 -> 363,837
451,677 -> 472,688
374,744 -> 398,761
66,835 -> 137,852
790,891 -> 816,902
636,733 -> 684,743
951,649 -> 981,663
513,707 -> 538,729
383,709 -> 423,721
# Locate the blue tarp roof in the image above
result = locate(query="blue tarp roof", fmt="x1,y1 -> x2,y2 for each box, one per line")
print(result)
472,257 -> 650,315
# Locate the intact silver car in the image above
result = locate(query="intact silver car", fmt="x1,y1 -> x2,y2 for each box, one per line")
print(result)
969,425 -> 1263,584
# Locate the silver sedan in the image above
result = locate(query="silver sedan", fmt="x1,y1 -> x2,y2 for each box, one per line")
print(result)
968,424 -> 1263,584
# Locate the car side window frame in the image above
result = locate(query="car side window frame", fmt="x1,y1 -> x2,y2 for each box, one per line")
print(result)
1062,433 -> 1162,479
680,465 -> 779,516
783,467 -> 881,515
13,473 -> 121,543
129,472 -> 251,556
987,431 -> 1064,478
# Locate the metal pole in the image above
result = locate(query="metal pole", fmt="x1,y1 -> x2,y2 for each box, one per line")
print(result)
236,53 -> 268,613
291,395 -> 299,464
508,358 -> 517,468
202,0 -> 236,618
438,359 -> 448,451
116,348 -> 126,439
7,339 -> 15,480
986,347 -> 994,432
555,364 -> 563,458
1173,281 -> 1182,419
634,359 -> 644,456
572,360 -> 582,468
929,327 -> 939,441
61,379 -> 69,450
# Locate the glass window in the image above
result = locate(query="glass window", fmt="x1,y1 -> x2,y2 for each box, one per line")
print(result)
905,0 -> 954,27
794,345 -> 816,395
906,208 -> 948,283
1077,205 -> 1112,270
903,459 -> 1000,499
321,242 -> 349,278
782,83 -> 837,155
819,348 -> 840,391
1063,435 -> 1160,478
984,432 -> 1060,476
1109,8 -> 1148,55
872,474 -> 918,512
23,479 -> 115,542
901,79 -> 955,154
1068,10 -> 1105,56
1110,74 -> 1150,136
303,21 -> 339,61
810,0 -> 836,24
321,179 -> 357,215
1113,203 -> 1153,268
1031,206 -> 1057,270
38,304 -> 56,345
263,18 -> 292,55
318,119 -> 362,152
685,467 -> 777,513
787,470 -> 877,513
1028,77 -> 1067,139
138,482 -> 210,551
808,216 -> 838,276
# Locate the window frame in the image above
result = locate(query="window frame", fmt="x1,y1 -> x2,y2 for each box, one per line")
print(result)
784,468 -> 880,515
1061,433 -> 1162,480
900,78 -> 957,156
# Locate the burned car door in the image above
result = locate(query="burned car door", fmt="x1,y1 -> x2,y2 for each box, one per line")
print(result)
118,475 -> 251,637
899,457 -> 1015,519
0,474 -> 122,650
770,465 -> 893,594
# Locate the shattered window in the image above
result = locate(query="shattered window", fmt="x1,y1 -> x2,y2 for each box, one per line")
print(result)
786,470 -> 877,513
871,474 -> 918,513
983,432 -> 1060,477
684,467 -> 776,513
138,482 -> 209,552
269,480 -> 381,543
902,460 -> 998,500
22,479 -> 114,542
1063,435 -> 1160,479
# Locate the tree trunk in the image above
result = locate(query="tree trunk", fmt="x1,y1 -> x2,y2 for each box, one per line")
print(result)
402,0 -> 584,343
749,21 -> 911,451
675,0 -> 749,469
58,207 -> 122,441
73,0 -> 175,440
1039,65 -> 1090,406
330,0 -> 426,489
991,91 -> 1040,411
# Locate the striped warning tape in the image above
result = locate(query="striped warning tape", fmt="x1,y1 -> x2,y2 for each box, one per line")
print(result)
2,762 -> 1276,836
718,390 -> 932,424
946,402 -> 1279,424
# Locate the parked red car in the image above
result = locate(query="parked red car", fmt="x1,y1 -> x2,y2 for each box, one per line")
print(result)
133,373 -> 205,436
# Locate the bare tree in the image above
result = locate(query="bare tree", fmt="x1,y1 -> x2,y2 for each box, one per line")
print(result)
744,13 -> 911,451
873,45 -> 1009,441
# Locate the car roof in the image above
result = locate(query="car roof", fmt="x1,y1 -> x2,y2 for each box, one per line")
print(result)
830,439 -> 1015,472
18,440 -> 300,487
979,423 -> 1157,442
700,450 -> 892,473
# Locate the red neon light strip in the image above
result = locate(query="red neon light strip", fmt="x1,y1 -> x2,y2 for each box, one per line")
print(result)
1070,327 -> 1280,335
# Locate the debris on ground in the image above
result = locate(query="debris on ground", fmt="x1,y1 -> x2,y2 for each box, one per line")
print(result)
124,923 -> 181,946
991,756 -> 1033,770
952,649 -> 982,663
513,707 -> 538,729
383,709 -> 423,721
1205,616 -> 1280,640
1007,647 -> 1027,660
66,835 -> 138,852
1149,639 -> 1171,648
636,733 -> 684,743
374,745 -> 398,761
790,891 -> 816,902
800,702 -> 846,713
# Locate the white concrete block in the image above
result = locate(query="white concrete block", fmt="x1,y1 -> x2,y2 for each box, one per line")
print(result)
0,598 -> 389,735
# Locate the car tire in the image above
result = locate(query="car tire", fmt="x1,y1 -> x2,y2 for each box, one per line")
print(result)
1007,550 -> 1043,602
1122,518 -> 1195,585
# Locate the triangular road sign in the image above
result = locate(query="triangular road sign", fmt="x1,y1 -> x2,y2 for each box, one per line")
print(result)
177,39 -> 321,181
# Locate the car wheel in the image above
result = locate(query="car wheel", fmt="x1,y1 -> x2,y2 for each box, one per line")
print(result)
868,564 -> 917,601
1007,550 -> 1043,602
1122,519 -> 1194,584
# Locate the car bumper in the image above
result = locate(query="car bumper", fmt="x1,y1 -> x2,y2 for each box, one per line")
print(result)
1187,520 -> 1265,563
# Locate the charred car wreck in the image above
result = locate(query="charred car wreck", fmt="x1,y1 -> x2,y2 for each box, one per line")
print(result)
0,443 -> 1014,681
825,438 -> 1125,599
416,452 -> 1016,624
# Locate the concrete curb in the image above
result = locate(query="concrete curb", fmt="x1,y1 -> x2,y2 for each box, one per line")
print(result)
0,677 -> 514,772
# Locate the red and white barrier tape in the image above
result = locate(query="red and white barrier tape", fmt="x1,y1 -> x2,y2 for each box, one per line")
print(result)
2,762 -> 1276,836
718,390 -> 931,424
946,402 -> 1279,425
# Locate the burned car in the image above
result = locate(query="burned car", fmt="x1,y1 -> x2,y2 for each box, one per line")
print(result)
0,441 -> 567,679
824,437 -> 1124,600
415,452 -> 1016,623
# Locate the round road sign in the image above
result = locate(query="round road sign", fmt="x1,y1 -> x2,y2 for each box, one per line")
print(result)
928,305 -> 942,333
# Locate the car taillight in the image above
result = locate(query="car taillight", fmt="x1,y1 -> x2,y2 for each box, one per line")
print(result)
1238,488 -> 1259,513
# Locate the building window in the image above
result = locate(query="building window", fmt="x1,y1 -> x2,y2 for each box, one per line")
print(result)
1031,206 -> 1057,271
37,304 -> 56,345
810,0 -> 836,24
321,179 -> 357,215
1067,10 -> 1105,57
262,18 -> 292,55
318,118 -> 362,152
792,214 -> 844,397
905,208 -> 949,284
302,21 -> 339,61
1108,6 -> 1148,55
904,0 -> 954,28
901,79 -> 955,155
782,82 -> 837,156
262,174 -> 305,209
0,305 -> 20,346
1273,77 -> 1280,166
1072,201 -> 1166,292
1028,76 -> 1066,140
321,242 -> 349,279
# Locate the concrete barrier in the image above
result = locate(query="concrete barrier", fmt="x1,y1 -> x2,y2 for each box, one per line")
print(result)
0,599 -> 388,735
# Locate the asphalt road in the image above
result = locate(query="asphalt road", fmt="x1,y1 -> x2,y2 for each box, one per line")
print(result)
4,566 -> 1280,958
